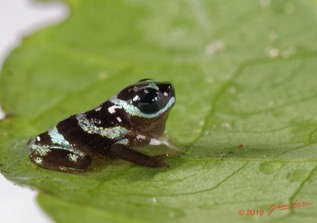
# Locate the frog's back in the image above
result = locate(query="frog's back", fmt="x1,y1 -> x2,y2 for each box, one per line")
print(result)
52,100 -> 132,155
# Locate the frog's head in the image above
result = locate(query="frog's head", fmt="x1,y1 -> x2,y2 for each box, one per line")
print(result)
110,79 -> 176,136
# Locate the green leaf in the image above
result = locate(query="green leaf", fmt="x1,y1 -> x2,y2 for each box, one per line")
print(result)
1,0 -> 317,222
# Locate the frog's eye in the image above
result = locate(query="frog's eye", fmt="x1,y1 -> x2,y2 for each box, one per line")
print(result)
135,88 -> 162,114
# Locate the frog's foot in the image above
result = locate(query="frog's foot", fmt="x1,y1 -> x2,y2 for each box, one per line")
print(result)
29,145 -> 91,172
110,143 -> 167,167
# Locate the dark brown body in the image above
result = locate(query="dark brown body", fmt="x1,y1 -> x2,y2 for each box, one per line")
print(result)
29,79 -> 180,172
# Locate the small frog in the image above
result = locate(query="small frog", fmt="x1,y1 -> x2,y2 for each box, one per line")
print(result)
28,79 -> 180,172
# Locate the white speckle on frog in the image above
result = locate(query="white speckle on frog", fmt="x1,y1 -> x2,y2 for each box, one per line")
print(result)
34,157 -> 43,164
59,166 -> 67,171
30,144 -> 50,157
95,106 -> 102,112
149,138 -> 161,145
68,153 -> 79,163
136,135 -> 146,140
108,105 -> 122,114
132,95 -> 140,101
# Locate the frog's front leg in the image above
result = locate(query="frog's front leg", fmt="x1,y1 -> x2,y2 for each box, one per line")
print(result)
29,142 -> 91,172
109,142 -> 167,167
